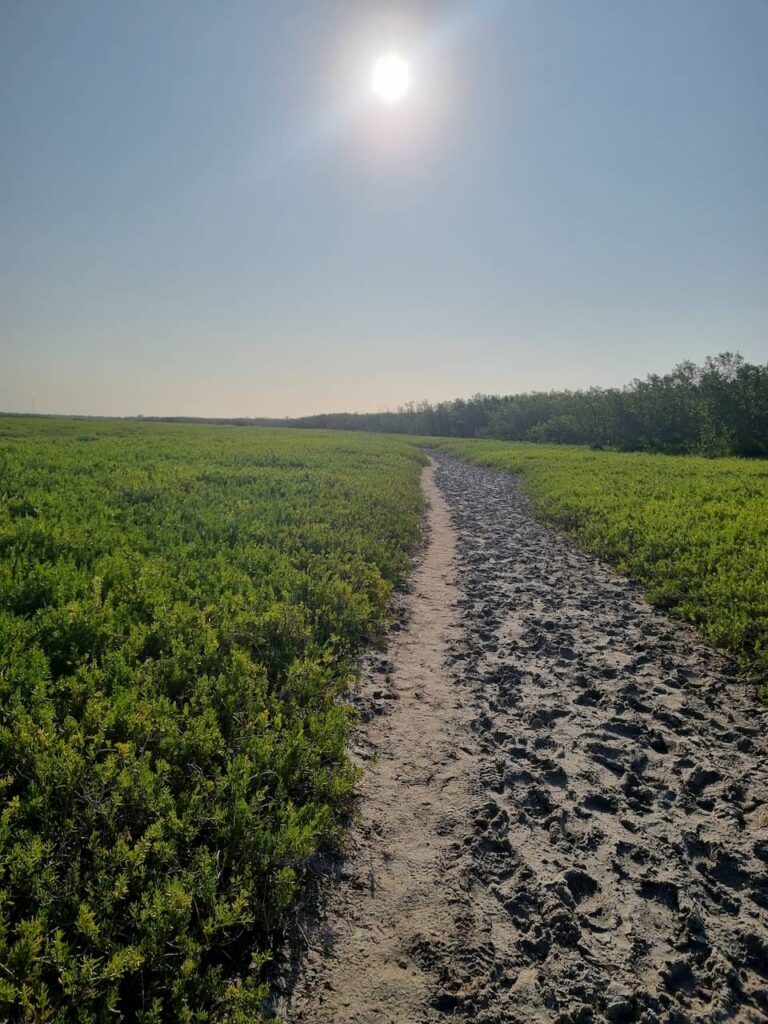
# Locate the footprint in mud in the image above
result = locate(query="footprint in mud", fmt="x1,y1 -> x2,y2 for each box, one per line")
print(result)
639,878 -> 680,910
582,792 -> 619,815
686,766 -> 722,795
563,868 -> 599,903
522,785 -> 557,819
585,740 -> 627,777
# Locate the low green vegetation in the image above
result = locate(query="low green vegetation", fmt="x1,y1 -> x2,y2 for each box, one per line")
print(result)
2,415 -> 766,1021
426,437 -> 768,680
0,418 -> 425,1023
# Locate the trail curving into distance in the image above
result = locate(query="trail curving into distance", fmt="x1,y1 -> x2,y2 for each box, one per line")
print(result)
278,454 -> 768,1023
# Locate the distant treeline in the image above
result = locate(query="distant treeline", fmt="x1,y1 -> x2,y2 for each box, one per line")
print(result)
283,353 -> 768,456
6,352 -> 766,455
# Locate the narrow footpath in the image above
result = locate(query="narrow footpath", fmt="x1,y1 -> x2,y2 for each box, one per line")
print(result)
279,458 -> 480,1023
279,454 -> 768,1024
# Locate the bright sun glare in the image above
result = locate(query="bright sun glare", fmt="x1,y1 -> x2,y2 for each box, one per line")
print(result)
370,53 -> 411,105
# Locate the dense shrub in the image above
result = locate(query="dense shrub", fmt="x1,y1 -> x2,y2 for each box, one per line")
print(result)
0,419 -> 425,1022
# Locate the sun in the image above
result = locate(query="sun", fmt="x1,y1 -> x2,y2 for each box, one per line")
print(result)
370,53 -> 411,105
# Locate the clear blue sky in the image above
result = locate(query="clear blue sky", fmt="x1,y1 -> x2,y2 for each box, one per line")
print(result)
2,0 -> 766,417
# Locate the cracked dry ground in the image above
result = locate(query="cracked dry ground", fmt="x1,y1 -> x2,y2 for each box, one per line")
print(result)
279,454 -> 768,1024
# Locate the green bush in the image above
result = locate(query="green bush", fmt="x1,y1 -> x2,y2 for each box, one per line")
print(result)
0,418 -> 425,1022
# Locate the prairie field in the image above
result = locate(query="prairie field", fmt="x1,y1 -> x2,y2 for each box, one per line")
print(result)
425,437 -> 768,680
0,417 -> 424,1022
2,418 -> 768,1022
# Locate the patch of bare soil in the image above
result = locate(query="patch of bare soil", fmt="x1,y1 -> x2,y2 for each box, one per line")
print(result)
273,459 -> 478,1023
275,454 -> 768,1023
429,454 -> 768,1023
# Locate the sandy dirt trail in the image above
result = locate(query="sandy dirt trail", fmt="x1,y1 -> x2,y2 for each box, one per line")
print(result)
278,454 -> 768,1023
278,459 -> 481,1023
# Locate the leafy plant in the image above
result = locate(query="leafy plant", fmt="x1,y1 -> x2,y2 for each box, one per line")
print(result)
0,418 -> 425,1022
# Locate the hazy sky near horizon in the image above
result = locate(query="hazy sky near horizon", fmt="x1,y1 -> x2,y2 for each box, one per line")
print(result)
2,0 -> 766,418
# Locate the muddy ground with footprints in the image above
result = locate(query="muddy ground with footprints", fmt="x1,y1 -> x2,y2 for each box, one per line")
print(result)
272,453 -> 768,1023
